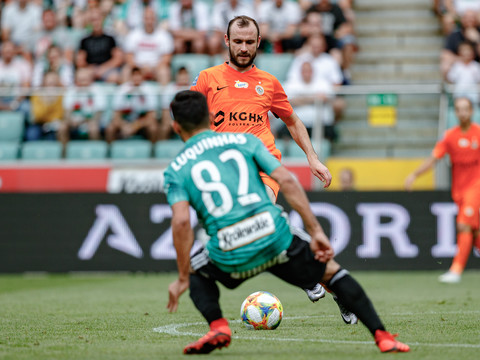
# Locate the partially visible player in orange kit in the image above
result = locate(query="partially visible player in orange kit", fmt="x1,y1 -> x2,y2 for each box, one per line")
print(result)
191,15 -> 332,202
405,97 -> 480,283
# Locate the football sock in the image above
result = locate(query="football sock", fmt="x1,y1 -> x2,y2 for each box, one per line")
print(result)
450,231 -> 473,274
326,269 -> 385,335
209,318 -> 229,331
189,272 -> 223,324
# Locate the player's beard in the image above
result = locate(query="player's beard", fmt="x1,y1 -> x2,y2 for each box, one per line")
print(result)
229,48 -> 257,69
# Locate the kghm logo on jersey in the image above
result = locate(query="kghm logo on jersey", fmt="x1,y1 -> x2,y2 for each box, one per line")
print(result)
214,110 -> 263,127
235,80 -> 249,89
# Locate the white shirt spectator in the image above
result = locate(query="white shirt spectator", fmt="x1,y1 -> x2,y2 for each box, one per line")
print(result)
63,85 -> 107,123
211,0 -> 256,32
287,52 -> 343,86
1,1 -> 42,46
31,60 -> 74,88
258,0 -> 302,34
284,77 -> 335,127
113,82 -> 158,122
118,0 -> 170,31
453,0 -> 480,15
168,0 -> 210,32
0,57 -> 32,88
447,59 -> 480,102
124,27 -> 174,67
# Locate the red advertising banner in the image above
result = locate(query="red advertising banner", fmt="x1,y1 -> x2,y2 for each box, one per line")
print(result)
0,165 -> 111,192
0,162 -> 313,193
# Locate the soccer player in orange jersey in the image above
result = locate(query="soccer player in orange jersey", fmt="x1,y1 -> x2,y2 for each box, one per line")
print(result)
405,97 -> 480,283
190,15 -> 358,325
191,15 -> 332,202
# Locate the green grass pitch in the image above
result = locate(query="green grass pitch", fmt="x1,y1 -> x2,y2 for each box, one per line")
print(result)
1,271 -> 479,360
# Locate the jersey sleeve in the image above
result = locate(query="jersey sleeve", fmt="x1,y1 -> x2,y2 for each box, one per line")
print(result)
248,134 -> 282,175
163,167 -> 190,205
270,77 -> 294,119
190,70 -> 208,94
432,132 -> 448,159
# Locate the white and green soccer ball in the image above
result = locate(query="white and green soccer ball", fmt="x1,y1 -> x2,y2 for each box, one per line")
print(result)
240,291 -> 283,330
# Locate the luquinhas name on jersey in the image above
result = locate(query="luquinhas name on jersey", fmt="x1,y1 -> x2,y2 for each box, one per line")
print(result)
218,211 -> 275,251
171,133 -> 247,171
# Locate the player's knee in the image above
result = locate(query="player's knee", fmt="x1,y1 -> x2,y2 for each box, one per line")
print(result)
321,259 -> 341,284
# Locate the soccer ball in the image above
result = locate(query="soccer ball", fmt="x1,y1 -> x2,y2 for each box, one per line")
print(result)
240,291 -> 283,330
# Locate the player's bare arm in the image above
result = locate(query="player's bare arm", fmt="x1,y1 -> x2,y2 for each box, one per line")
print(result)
405,156 -> 437,191
282,112 -> 332,188
167,200 -> 194,313
271,165 -> 333,262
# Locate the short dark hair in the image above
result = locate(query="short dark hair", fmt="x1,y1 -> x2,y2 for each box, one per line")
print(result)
227,15 -> 260,39
170,90 -> 210,132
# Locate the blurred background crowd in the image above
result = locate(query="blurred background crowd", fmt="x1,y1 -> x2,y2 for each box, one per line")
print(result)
0,0 -> 357,150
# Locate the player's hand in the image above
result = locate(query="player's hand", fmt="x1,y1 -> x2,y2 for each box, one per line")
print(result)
404,174 -> 416,191
309,158 -> 332,188
310,231 -> 334,263
167,278 -> 189,313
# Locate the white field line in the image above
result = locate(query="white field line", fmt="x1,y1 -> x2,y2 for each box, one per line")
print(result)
153,312 -> 480,349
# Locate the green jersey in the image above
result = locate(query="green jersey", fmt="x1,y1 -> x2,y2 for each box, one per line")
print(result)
163,131 -> 293,273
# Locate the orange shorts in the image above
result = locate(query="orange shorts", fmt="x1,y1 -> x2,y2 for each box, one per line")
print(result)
456,186 -> 480,230
260,172 -> 280,200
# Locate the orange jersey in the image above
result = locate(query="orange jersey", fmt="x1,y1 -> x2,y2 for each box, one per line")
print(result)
191,62 -> 294,161
433,123 -> 480,203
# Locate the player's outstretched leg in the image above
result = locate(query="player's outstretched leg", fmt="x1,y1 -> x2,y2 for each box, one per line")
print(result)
184,318 -> 231,355
325,269 -> 410,352
304,282 -> 358,325
333,295 -> 358,324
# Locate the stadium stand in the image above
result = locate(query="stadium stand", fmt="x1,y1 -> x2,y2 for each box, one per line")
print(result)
0,112 -> 24,143
65,140 -> 109,160
154,139 -> 185,160
21,141 -> 63,161
171,54 -> 212,79
110,139 -> 153,160
255,53 -> 294,83
0,142 -> 19,161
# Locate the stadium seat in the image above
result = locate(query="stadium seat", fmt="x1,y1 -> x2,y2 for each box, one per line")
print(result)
171,54 -> 212,78
65,140 -> 108,160
21,141 -> 63,161
154,139 -> 185,160
0,111 -> 24,142
211,54 -> 228,66
0,142 -> 19,161
255,53 -> 294,83
110,139 -> 152,160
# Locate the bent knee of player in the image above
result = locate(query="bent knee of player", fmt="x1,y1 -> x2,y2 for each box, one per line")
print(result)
321,259 -> 341,284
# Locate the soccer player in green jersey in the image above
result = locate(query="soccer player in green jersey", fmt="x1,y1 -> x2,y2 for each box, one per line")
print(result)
164,90 -> 410,355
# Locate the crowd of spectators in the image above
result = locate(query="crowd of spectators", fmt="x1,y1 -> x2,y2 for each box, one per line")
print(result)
438,0 -> 480,104
0,0 -> 357,149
